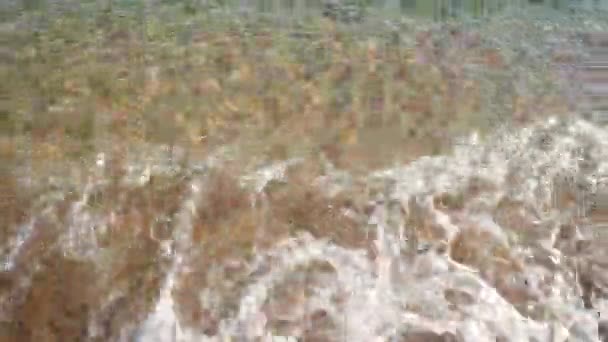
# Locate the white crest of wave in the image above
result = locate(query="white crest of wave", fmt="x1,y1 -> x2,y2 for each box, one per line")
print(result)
39,116 -> 608,341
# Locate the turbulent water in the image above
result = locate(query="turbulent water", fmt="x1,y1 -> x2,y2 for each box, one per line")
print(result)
4,6 -> 608,342
3,112 -> 608,341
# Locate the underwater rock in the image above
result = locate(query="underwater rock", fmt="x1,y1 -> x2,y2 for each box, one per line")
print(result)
391,328 -> 461,342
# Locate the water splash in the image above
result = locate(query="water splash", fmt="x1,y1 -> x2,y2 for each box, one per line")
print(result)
4,115 -> 608,341
200,116 -> 608,340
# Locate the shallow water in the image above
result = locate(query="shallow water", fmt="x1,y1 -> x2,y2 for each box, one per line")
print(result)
3,5 -> 608,342
2,113 -> 608,341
